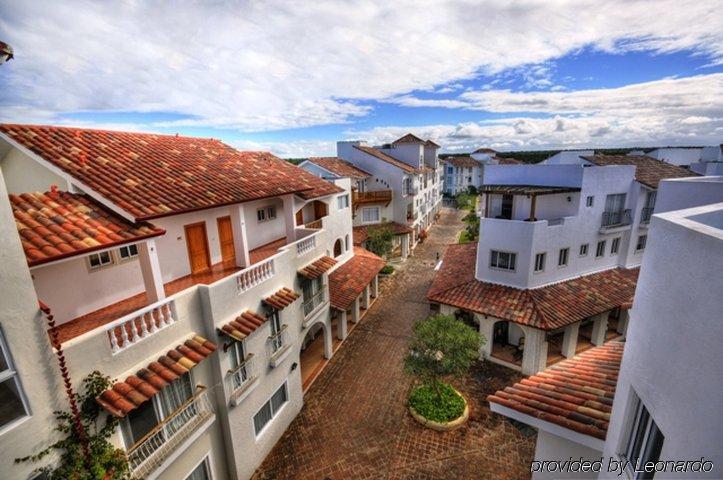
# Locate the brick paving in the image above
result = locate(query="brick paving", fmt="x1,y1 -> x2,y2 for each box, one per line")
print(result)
253,208 -> 535,480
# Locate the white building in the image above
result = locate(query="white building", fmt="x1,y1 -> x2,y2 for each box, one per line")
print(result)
429,154 -> 696,375
336,133 -> 444,244
645,145 -> 723,176
541,149 -> 594,165
442,149 -> 521,195
487,176 -> 723,479
0,124 -> 386,480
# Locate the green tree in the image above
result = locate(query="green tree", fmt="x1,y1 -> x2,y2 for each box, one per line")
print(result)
404,314 -> 483,402
16,371 -> 131,480
365,224 -> 394,258
462,211 -> 480,242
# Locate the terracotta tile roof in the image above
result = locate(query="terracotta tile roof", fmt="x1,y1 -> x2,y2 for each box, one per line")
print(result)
583,154 -> 698,188
329,247 -> 386,311
425,139 -> 441,148
96,334 -> 216,417
263,287 -> 300,310
488,341 -> 623,440
0,124 -> 342,220
352,222 -> 412,246
307,157 -> 370,179
219,311 -> 267,341
298,255 -> 337,279
392,133 -> 426,144
354,145 -> 421,174
474,147 -> 497,154
10,190 -> 164,267
481,185 -> 580,196
498,157 -> 522,165
443,156 -> 483,169
427,244 -> 638,330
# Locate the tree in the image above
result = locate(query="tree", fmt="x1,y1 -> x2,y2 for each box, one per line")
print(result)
466,185 -> 478,195
404,314 -> 483,402
365,224 -> 394,258
462,211 -> 480,242
16,371 -> 131,480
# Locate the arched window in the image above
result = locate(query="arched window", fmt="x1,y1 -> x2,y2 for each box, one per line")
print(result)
333,239 -> 343,257
344,234 -> 350,251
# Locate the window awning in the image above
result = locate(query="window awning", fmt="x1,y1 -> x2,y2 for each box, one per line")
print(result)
219,311 -> 267,341
263,287 -> 300,310
298,256 -> 337,280
96,334 -> 216,417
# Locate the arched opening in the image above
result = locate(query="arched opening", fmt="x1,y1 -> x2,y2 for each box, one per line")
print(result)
333,239 -> 343,257
300,321 -> 331,392
605,308 -> 623,340
545,327 -> 566,366
576,317 -> 595,354
490,320 -> 524,366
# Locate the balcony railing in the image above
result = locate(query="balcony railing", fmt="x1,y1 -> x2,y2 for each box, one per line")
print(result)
235,257 -> 275,294
127,386 -> 214,478
226,353 -> 258,397
296,235 -> 316,256
352,190 -> 393,208
407,210 -> 419,223
106,297 -> 177,354
640,207 -> 654,224
304,218 -> 323,229
601,209 -> 632,228
302,288 -> 327,317
268,324 -> 289,359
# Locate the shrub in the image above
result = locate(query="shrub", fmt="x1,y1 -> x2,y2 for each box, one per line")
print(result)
409,381 -> 466,422
365,224 -> 394,258
380,265 -> 394,275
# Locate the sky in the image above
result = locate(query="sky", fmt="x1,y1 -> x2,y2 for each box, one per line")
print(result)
0,0 -> 722,157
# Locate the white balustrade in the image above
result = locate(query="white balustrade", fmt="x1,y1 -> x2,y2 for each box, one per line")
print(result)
295,235 -> 316,256
235,257 -> 275,294
106,298 -> 176,354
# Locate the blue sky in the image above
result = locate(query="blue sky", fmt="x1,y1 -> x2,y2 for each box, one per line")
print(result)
1,1 -> 722,156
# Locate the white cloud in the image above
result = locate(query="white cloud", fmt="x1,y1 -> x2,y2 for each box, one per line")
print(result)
0,0 -> 722,132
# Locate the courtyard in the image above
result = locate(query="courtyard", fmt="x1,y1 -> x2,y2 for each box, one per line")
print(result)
253,208 -> 535,480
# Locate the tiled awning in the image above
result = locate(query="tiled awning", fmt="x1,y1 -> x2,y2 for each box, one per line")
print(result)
96,334 -> 216,417
263,287 -> 300,310
219,311 -> 267,341
298,256 -> 337,280
329,247 -> 385,311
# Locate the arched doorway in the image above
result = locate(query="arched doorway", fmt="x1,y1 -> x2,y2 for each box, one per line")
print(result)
300,321 -> 332,391
333,239 -> 343,257
491,320 -> 525,366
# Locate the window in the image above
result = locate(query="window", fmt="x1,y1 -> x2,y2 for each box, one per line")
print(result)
534,253 -> 546,273
267,206 -> 276,220
619,392 -> 664,479
558,247 -> 569,267
337,194 -> 349,210
636,235 -> 647,252
257,208 -> 265,222
257,206 -> 276,222
361,207 -> 380,223
596,240 -> 606,258
0,328 -> 30,431
88,250 -> 113,269
579,243 -> 589,256
302,277 -> 325,316
268,310 -> 284,353
586,195 -> 594,207
403,178 -> 412,196
186,458 -> 212,480
447,166 -> 453,174
254,382 -> 288,436
118,244 -> 139,260
490,250 -> 516,271
229,341 -> 249,390
611,237 -> 621,255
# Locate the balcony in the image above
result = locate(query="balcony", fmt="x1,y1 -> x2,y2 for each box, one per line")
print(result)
268,324 -> 291,367
601,209 -> 632,230
640,207 -> 654,224
302,288 -> 327,324
352,190 -> 392,210
234,257 -> 276,294
226,354 -> 259,405
106,297 -> 178,354
406,210 -> 419,224
127,386 -> 215,479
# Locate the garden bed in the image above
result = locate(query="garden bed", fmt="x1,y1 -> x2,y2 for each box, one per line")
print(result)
408,382 -> 469,431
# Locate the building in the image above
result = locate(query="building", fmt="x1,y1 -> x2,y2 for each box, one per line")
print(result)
645,145 -> 723,176
335,133 -> 444,246
542,149 -> 594,165
300,156 -> 413,259
486,176 -> 723,479
428,155 -> 696,375
0,124 -> 386,480
442,149 -> 521,195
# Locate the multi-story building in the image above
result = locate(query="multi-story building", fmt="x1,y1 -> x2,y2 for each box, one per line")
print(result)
300,156 -> 413,259
0,124 -> 385,480
428,154 -> 696,375
335,133 -> 444,244
486,175 -> 723,479
441,149 -> 521,195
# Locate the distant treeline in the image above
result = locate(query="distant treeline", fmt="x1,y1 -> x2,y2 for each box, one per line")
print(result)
440,148 -> 637,164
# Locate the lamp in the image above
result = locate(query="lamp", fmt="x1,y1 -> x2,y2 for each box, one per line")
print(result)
0,42 -> 14,65
291,362 -> 298,371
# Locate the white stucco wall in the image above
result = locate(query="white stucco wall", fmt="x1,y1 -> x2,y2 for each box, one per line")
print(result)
655,176 -> 723,213
646,148 -> 702,166
532,430 -> 602,480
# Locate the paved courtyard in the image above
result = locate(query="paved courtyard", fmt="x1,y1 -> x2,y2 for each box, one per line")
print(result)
253,208 -> 535,480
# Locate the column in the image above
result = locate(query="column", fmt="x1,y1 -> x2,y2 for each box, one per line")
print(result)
138,239 -> 165,303
230,204 -> 251,267
371,275 -> 379,298
521,328 -> 547,375
282,194 -> 297,244
617,310 -> 629,337
529,194 -> 537,221
484,193 -> 490,218
337,310 -> 348,341
590,313 -> 608,346
561,322 -> 580,358
351,298 -> 360,323
362,285 -> 370,310
478,315 -> 494,361
323,322 -> 333,360
401,234 -> 410,259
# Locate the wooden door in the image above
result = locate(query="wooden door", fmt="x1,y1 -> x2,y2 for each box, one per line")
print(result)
314,201 -> 328,219
184,222 -> 211,274
295,209 -> 303,226
217,216 -> 236,264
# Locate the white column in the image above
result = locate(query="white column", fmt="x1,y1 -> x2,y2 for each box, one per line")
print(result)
478,315 -> 494,360
591,313 -> 608,346
401,234 -> 410,258
230,204 -> 251,267
617,310 -> 629,337
521,327 -> 547,375
282,194 -> 297,244
351,298 -> 360,323
138,239 -> 165,303
561,322 -> 580,358
323,322 -> 333,359
337,310 -> 348,340
371,275 -> 379,298
362,285 -> 370,309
